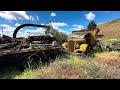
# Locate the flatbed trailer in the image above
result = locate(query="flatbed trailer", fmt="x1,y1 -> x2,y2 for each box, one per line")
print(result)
0,44 -> 61,61
0,24 -> 61,69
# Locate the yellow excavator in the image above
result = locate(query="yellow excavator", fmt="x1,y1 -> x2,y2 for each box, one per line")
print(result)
62,28 -> 100,56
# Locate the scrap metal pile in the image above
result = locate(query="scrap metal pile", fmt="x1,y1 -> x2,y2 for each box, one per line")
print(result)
106,41 -> 120,51
0,24 -> 60,57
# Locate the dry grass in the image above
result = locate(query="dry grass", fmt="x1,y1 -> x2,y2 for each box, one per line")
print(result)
95,51 -> 120,68
98,18 -> 120,38
14,51 -> 120,79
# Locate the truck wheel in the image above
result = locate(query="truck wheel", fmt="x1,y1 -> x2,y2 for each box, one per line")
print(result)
19,53 -> 41,70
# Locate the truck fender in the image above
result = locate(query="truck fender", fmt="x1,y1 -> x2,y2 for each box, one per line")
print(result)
79,44 -> 88,52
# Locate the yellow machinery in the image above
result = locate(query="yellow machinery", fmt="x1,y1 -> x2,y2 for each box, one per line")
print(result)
62,28 -> 100,55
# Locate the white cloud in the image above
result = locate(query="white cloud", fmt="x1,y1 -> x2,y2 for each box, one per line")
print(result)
25,28 -> 45,36
34,28 -> 45,34
0,11 -> 36,21
0,22 -> 68,38
29,16 -> 35,21
0,11 -> 17,21
16,32 -> 28,38
50,12 -> 56,17
85,12 -> 96,20
58,29 -> 69,34
36,16 -> 39,20
0,23 -> 46,38
15,23 -> 20,27
73,24 -> 77,27
0,24 -> 16,37
41,23 -> 44,25
47,22 -> 68,33
72,24 -> 84,30
0,24 -> 15,32
49,22 -> 68,28
30,15 -> 39,21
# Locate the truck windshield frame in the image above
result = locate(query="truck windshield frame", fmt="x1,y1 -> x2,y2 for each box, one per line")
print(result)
71,34 -> 85,39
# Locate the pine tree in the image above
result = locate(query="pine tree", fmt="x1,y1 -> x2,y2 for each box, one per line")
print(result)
87,21 -> 97,29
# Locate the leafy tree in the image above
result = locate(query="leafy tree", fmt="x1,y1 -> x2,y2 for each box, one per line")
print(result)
45,24 -> 67,45
87,21 -> 97,29
45,24 -> 53,34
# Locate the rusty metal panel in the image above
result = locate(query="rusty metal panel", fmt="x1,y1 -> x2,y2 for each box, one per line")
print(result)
67,40 -> 75,52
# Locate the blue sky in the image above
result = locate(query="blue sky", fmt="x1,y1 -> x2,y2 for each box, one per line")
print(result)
0,11 -> 120,37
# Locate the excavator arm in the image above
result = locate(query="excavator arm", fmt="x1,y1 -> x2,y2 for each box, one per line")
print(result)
13,24 -> 49,38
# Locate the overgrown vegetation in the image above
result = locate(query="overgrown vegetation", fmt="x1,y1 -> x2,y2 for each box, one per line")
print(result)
45,24 -> 67,45
99,38 -> 119,45
0,39 -> 120,79
13,51 -> 120,79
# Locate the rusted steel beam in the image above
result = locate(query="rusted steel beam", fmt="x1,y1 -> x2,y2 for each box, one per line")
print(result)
0,46 -> 61,56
